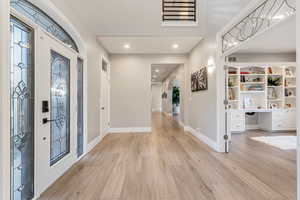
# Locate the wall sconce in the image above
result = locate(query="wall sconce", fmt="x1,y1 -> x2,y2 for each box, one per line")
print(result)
207,58 -> 215,74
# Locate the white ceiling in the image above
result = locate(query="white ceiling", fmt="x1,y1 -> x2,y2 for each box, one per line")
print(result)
98,36 -> 202,54
50,0 -> 252,54
235,16 -> 296,54
151,64 -> 180,82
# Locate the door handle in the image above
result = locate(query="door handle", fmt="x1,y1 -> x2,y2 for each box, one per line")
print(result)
101,107 -> 105,110
42,118 -> 56,124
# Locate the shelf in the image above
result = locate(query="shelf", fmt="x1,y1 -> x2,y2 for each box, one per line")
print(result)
240,91 -> 265,94
285,76 -> 296,78
285,96 -> 296,98
285,86 -> 296,88
226,65 -> 296,114
240,74 -> 266,76
241,82 -> 265,84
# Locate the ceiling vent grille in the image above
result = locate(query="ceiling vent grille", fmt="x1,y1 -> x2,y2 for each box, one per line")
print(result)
162,0 -> 196,22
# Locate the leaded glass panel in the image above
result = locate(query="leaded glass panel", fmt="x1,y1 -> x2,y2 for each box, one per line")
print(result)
77,58 -> 84,157
50,51 -> 70,166
10,17 -> 34,200
10,0 -> 79,52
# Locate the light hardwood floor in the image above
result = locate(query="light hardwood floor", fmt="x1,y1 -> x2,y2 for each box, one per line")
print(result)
39,112 -> 296,200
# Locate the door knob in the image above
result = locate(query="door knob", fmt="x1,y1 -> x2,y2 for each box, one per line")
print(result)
101,107 -> 105,110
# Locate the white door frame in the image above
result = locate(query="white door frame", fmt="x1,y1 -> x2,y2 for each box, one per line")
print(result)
6,8 -> 88,199
0,0 -> 11,200
100,56 -> 111,137
296,1 -> 300,199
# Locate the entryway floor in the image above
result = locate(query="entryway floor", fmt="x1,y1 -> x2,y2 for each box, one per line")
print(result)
39,112 -> 296,200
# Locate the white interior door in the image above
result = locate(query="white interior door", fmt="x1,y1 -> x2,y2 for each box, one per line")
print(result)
35,30 -> 78,195
100,60 -> 110,137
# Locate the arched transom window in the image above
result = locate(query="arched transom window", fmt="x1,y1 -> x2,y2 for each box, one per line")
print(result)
11,0 -> 79,52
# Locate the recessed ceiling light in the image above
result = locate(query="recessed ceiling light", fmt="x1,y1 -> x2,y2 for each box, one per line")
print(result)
155,69 -> 160,73
172,44 -> 179,49
124,44 -> 130,49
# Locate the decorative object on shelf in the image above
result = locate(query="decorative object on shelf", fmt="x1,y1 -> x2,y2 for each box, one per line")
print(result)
228,77 -> 236,87
162,92 -> 167,99
285,88 -> 295,97
268,87 -> 277,99
268,76 -> 281,86
268,67 -> 273,74
285,68 -> 294,77
242,84 -> 264,92
243,96 -> 253,109
286,103 -> 292,108
269,102 -> 278,109
228,88 -> 235,100
191,67 -> 208,92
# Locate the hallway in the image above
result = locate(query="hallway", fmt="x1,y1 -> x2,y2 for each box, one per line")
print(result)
39,112 -> 296,200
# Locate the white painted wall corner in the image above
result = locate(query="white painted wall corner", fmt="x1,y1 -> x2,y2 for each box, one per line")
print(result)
87,135 -> 102,153
184,126 -> 219,152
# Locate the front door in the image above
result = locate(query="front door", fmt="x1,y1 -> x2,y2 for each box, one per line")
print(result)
35,30 -> 77,195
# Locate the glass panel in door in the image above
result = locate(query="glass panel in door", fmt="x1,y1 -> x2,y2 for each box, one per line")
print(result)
10,17 -> 34,200
50,50 -> 70,165
77,58 -> 84,157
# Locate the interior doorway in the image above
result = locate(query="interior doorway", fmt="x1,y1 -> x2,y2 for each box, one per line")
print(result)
219,13 -> 297,199
151,64 -> 184,126
100,57 -> 110,139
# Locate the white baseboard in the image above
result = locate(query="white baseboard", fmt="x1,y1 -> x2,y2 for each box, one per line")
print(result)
163,112 -> 172,117
184,126 -> 218,152
152,108 -> 162,112
87,135 -> 102,153
109,127 -> 152,133
246,124 -> 260,130
178,120 -> 184,128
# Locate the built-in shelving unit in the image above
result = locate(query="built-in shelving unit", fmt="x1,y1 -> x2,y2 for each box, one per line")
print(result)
226,63 -> 296,111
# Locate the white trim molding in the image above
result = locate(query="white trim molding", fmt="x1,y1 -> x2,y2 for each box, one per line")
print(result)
109,127 -> 152,133
184,126 -> 219,152
0,1 -> 11,199
87,135 -> 103,153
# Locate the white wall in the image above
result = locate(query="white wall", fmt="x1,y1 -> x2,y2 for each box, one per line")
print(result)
187,37 -> 218,142
151,84 -> 162,112
110,54 -> 188,130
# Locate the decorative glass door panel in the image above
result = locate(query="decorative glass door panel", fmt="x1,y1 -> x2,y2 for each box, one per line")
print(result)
10,17 -> 34,200
77,58 -> 84,157
50,50 -> 70,166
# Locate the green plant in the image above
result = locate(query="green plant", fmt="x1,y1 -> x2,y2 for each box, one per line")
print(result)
268,77 -> 281,86
172,87 -> 180,106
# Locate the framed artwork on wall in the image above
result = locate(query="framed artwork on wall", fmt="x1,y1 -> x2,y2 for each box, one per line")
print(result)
191,67 -> 208,92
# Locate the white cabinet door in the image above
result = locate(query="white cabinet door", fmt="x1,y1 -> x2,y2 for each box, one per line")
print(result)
230,111 -> 245,132
272,110 -> 296,131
